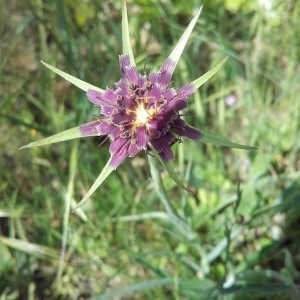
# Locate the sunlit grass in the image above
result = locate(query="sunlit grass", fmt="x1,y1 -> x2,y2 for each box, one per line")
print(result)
1,0 -> 300,299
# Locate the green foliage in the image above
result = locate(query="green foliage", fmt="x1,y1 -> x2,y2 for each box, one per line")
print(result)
1,0 -> 300,299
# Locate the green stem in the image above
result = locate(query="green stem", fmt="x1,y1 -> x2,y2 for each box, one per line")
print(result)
57,140 -> 78,280
148,155 -> 194,240
148,155 -> 177,217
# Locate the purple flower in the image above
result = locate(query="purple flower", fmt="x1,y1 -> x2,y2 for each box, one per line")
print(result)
21,2 -> 229,206
79,55 -> 201,169
225,94 -> 237,106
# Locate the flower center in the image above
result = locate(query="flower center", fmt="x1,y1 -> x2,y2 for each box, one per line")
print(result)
135,105 -> 149,125
134,103 -> 158,127
125,84 -> 159,127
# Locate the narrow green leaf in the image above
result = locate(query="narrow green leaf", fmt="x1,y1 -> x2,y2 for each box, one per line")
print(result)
148,154 -> 183,221
0,237 -> 58,260
168,6 -> 203,65
223,283 -> 296,294
162,160 -> 194,194
41,61 -> 104,93
201,131 -> 257,150
0,208 -> 22,218
122,0 -> 135,65
71,199 -> 88,222
179,278 -> 217,297
20,125 -> 97,149
114,212 -> 169,222
91,278 -> 174,300
72,159 -> 115,211
192,57 -> 229,90
57,142 -> 79,281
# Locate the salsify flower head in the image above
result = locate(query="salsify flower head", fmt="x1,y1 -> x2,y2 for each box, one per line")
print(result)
22,1 -> 240,208
80,55 -> 201,168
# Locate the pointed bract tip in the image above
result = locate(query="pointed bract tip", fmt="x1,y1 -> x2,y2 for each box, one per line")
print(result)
167,4 -> 203,68
121,0 -> 135,65
196,5 -> 203,16
19,142 -> 37,150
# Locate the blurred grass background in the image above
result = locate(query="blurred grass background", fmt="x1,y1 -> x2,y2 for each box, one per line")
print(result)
1,0 -> 300,299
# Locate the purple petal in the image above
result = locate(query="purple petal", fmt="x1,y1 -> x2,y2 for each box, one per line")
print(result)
150,132 -> 174,152
149,71 -> 159,85
124,65 -> 139,84
163,110 -> 178,124
150,134 -> 174,161
115,79 -> 134,108
158,118 -> 171,133
79,121 -> 101,136
87,89 -> 119,109
182,125 -> 201,139
103,88 -> 118,102
101,106 -> 114,116
111,112 -> 133,125
148,118 -> 169,135
119,55 -> 140,85
163,88 -> 177,100
128,140 -> 140,157
86,90 -> 104,106
137,74 -> 147,87
119,55 -> 131,71
109,137 -> 128,155
110,148 -> 129,169
150,138 -> 163,153
176,83 -> 195,100
92,121 -> 123,140
163,132 -> 175,144
135,127 -> 148,149
148,83 -> 164,106
108,125 -> 124,140
159,146 -> 174,161
158,58 -> 176,88
109,138 -> 133,169
97,122 -> 117,136
166,99 -> 187,113
172,119 -> 201,139
115,79 -> 128,96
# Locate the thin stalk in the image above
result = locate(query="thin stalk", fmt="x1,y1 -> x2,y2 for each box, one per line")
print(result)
57,140 -> 78,280
148,154 -> 195,240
